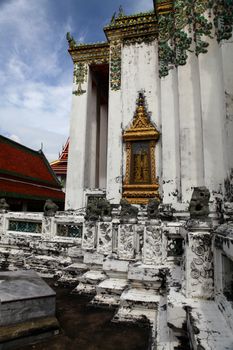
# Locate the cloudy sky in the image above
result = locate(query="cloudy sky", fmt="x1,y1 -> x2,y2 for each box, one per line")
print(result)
0,0 -> 153,161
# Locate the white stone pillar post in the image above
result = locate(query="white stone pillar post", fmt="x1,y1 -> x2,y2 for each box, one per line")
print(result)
65,64 -> 92,210
184,222 -> 214,299
198,16 -> 228,194
178,49 -> 205,203
161,68 -> 181,204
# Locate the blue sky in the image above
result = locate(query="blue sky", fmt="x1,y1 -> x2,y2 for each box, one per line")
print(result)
0,0 -> 153,161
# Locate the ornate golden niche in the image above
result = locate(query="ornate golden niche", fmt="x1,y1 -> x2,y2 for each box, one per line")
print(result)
123,92 -> 160,204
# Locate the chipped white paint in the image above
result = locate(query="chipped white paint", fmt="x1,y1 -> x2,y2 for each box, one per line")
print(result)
178,48 -> 204,202
161,69 -> 180,204
198,18 -> 228,194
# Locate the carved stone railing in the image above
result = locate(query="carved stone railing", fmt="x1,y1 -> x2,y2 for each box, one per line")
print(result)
0,211 -> 185,264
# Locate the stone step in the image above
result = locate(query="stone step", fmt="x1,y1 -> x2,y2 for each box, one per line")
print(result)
78,270 -> 106,284
90,294 -> 120,308
72,270 -> 107,295
91,278 -> 128,307
128,262 -> 168,289
64,262 -> 88,273
96,278 -> 128,295
73,282 -> 96,295
113,306 -> 156,325
103,257 -> 129,279
56,262 -> 89,285
120,288 -> 160,310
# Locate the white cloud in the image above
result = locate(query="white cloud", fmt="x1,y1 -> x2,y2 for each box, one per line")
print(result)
0,0 -> 72,161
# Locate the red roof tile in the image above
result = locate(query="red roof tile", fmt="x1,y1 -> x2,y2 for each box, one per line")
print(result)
0,178 -> 65,201
0,135 -> 64,202
0,135 -> 60,186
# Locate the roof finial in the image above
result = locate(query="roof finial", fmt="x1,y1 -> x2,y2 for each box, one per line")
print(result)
66,32 -> 77,49
118,5 -> 124,18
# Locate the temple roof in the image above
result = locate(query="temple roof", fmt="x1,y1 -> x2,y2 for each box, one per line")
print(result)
0,135 -> 64,202
50,138 -> 69,176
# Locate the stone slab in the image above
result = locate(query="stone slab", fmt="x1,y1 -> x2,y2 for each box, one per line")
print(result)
97,278 -> 128,292
0,270 -> 55,303
0,270 -> 55,326
121,288 -> 160,304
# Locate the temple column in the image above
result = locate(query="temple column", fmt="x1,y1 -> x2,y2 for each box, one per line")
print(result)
65,64 -> 92,210
84,77 -> 98,188
221,37 -> 233,173
99,104 -> 108,189
178,49 -> 204,203
161,68 -> 181,204
106,40 -> 123,204
106,89 -> 122,203
198,18 -> 228,195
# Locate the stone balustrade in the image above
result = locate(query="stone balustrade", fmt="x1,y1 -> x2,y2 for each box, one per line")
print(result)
0,210 -> 185,274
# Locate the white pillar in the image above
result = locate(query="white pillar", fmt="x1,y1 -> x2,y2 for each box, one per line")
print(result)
106,90 -> 122,203
99,104 -> 108,189
198,21 -> 228,194
65,65 -> 91,210
120,40 -> 161,192
161,68 -> 181,204
178,50 -> 204,203
84,78 -> 97,188
221,37 -> 233,172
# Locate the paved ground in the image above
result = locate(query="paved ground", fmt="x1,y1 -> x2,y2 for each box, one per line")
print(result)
17,281 -> 150,350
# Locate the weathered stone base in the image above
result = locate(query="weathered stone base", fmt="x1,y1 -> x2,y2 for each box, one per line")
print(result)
0,317 -> 59,350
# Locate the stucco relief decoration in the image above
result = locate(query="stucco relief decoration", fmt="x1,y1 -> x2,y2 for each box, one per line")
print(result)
118,224 -> 135,259
73,62 -> 88,96
97,222 -> 113,255
190,234 -> 214,297
42,217 -> 53,237
110,40 -> 121,91
156,0 -> 233,77
143,225 -> 162,264
82,222 -> 96,250
122,92 -> 160,204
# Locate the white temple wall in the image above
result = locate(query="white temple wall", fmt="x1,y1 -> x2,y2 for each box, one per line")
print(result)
178,51 -> 204,203
221,37 -> 233,172
161,68 -> 181,204
199,33 -> 228,195
121,41 -> 162,188
65,66 -> 92,210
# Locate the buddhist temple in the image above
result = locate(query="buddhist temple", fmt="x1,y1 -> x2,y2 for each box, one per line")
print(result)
0,135 -> 65,211
50,138 -> 69,191
1,1 -> 233,349
65,0 -> 233,212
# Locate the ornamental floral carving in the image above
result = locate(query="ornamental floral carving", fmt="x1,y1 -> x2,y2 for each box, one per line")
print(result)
110,40 -> 121,91
156,0 -> 233,77
73,62 -> 88,96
